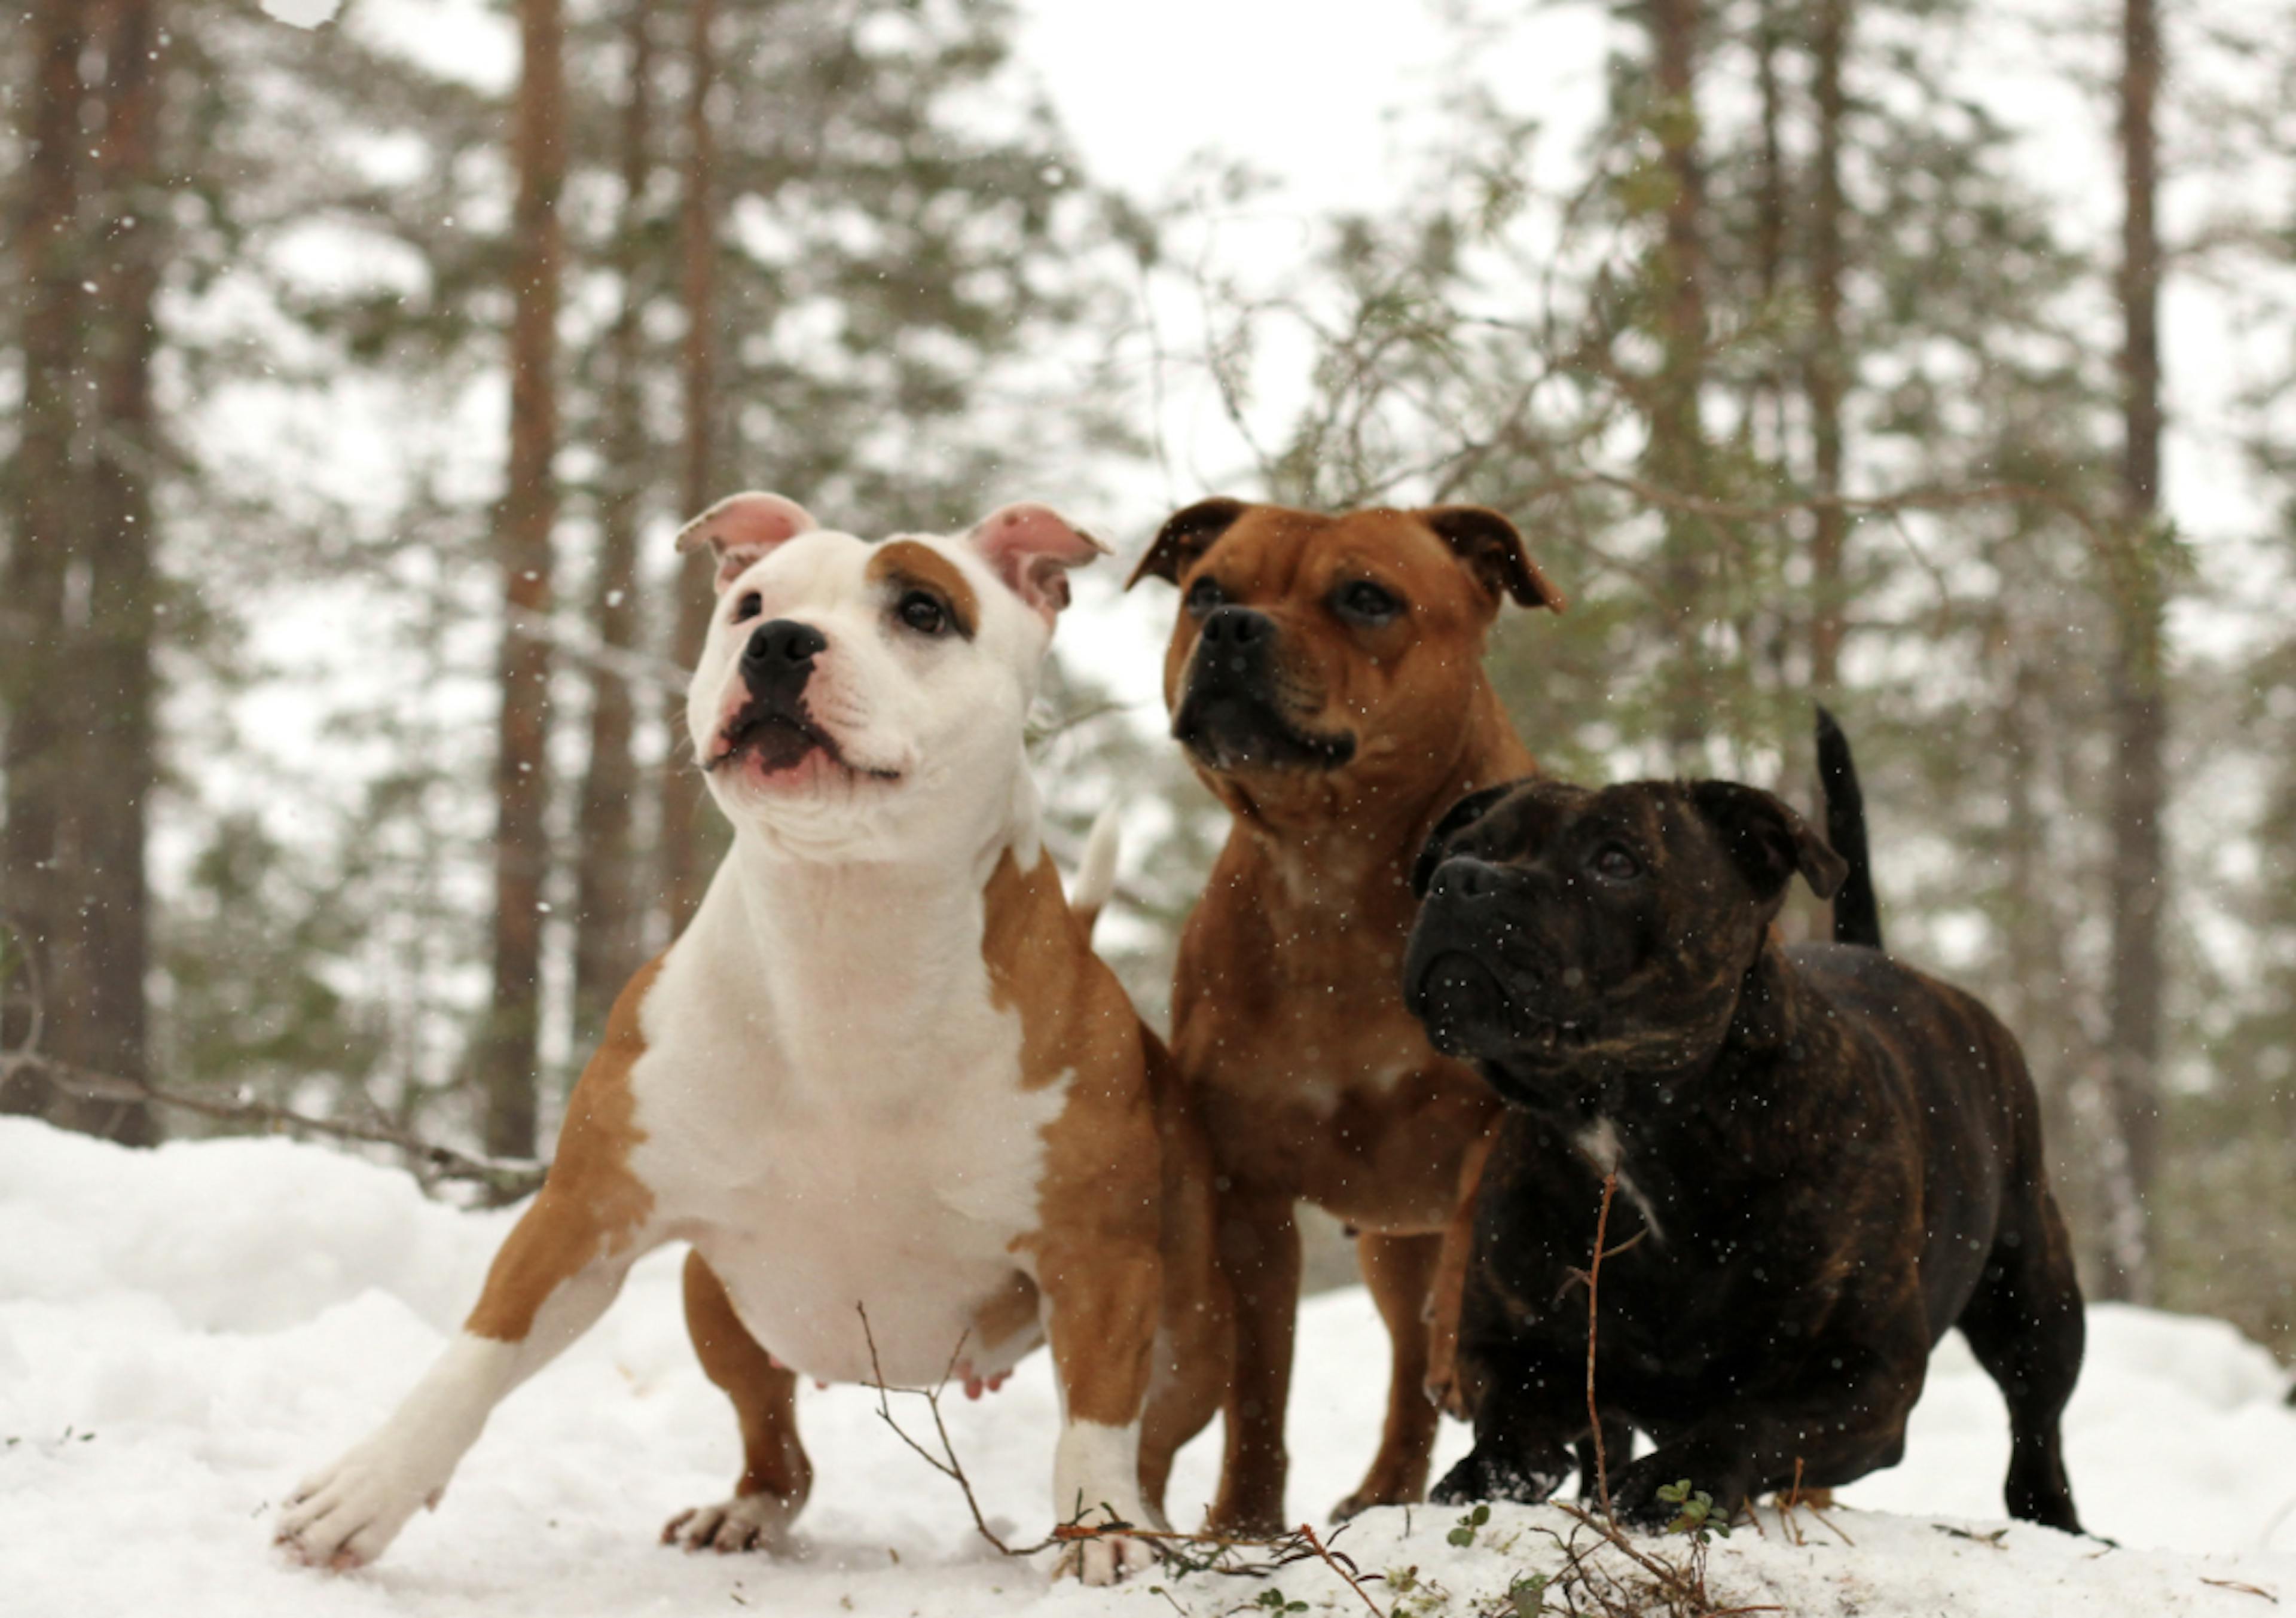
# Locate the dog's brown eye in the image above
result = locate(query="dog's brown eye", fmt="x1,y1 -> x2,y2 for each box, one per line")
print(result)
1334,579 -> 1402,625
1185,575 -> 1226,616
734,591 -> 763,623
1592,845 -> 1641,881
896,590 -> 949,636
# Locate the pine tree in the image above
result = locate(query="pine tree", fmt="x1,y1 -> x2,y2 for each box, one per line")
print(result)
659,0 -> 722,938
0,0 -> 166,1146
569,0 -> 658,1054
2101,0 -> 2171,1301
474,0 -> 569,1161
0,0 -> 95,1128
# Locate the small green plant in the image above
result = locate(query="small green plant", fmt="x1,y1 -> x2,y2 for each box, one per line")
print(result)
1446,1503 -> 1492,1547
1385,1564 -> 1460,1618
1503,1570 -> 1550,1614
1654,1479 -> 1730,1544
1251,1589 -> 1308,1614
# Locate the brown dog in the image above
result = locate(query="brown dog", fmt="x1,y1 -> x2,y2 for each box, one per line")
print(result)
1126,499 -> 1562,1532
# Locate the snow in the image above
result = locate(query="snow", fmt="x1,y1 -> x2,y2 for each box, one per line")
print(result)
2,1116 -> 2291,1616
259,0 -> 346,27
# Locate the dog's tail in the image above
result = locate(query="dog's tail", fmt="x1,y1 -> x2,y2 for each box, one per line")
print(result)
1068,806 -> 1122,938
1815,705 -> 1883,951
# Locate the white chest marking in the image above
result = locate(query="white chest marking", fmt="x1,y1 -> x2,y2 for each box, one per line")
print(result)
621,857 -> 1070,1388
1574,1118 -> 1666,1245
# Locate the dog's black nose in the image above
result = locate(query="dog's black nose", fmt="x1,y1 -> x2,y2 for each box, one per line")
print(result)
1199,605 -> 1272,649
1429,857 -> 1506,901
743,619 -> 827,677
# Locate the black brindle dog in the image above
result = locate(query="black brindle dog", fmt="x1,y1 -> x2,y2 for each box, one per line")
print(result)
1402,713 -> 2084,1532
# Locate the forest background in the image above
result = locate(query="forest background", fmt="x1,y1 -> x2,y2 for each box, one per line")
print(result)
2,0 -> 2292,1361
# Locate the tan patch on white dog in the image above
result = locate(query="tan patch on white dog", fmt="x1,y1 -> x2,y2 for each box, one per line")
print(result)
866,539 -> 982,638
465,960 -> 660,1341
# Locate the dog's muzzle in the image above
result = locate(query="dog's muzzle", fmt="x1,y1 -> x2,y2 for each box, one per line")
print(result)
1405,858 -> 1590,1067
713,618 -> 837,775
1409,948 -> 1517,1060
1172,607 -> 1354,772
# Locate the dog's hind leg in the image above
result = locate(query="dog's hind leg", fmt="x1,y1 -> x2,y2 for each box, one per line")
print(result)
1424,1125 -> 1498,1422
1956,1186 -> 2085,1534
664,1250 -> 813,1553
1137,1193 -> 1231,1524
1333,1230 -> 1446,1520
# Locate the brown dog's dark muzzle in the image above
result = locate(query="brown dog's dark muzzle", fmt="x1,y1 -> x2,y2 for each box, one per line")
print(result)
1173,606 -> 1355,772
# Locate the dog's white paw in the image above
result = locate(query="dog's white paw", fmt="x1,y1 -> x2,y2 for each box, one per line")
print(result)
274,1441 -> 446,1570
1064,1529 -> 1156,1586
661,1493 -> 800,1555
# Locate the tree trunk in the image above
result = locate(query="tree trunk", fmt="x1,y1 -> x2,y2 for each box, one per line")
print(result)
571,0 -> 655,1053
1999,637 -> 2100,1290
64,0 -> 169,1146
659,0 -> 721,936
1,3 -> 108,1138
1806,0 -> 1850,695
1647,0 -> 1712,768
2103,0 -> 2166,1301
1754,0 -> 1786,431
475,0 -> 567,1160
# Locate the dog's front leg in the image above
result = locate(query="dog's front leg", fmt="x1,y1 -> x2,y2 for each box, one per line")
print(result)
1605,1336 -> 1922,1530
1423,1121 -> 1500,1422
277,1189 -> 655,1568
1204,1183 -> 1299,1535
1430,1340 -> 1580,1509
1034,1237 -> 1161,1585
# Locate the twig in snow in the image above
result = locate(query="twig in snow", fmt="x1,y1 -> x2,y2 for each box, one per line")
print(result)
856,1305 -> 1048,1558
855,1303 -> 1388,1596
2200,1578 -> 2279,1604
1290,1521 -> 1387,1618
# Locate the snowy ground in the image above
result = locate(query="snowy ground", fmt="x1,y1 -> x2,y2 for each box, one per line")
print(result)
3,1118 -> 2292,1616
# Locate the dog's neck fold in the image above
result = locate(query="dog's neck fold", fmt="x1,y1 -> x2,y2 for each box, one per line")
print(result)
1488,936 -> 1814,1144
700,780 -> 1045,1084
1724,935 -> 1808,1054
1234,677 -> 1533,914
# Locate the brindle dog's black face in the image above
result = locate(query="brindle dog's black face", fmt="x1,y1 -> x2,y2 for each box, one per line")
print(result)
1402,777 -> 1846,1104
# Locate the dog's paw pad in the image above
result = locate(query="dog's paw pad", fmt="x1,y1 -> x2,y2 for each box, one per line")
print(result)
662,1495 -> 798,1555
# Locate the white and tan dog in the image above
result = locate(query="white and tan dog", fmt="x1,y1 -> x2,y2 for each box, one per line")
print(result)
276,495 -> 1230,1584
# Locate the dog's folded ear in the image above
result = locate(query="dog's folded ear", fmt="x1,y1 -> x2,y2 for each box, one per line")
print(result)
1410,782 -> 1520,897
970,502 -> 1110,625
1689,781 -> 1849,902
1126,497 -> 1250,590
675,492 -> 819,592
1415,506 -> 1566,614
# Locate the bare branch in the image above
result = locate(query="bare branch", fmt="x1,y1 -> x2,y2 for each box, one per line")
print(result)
1,910 -> 545,1202
7,1051 -> 547,1201
1587,1170 -> 1620,1520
